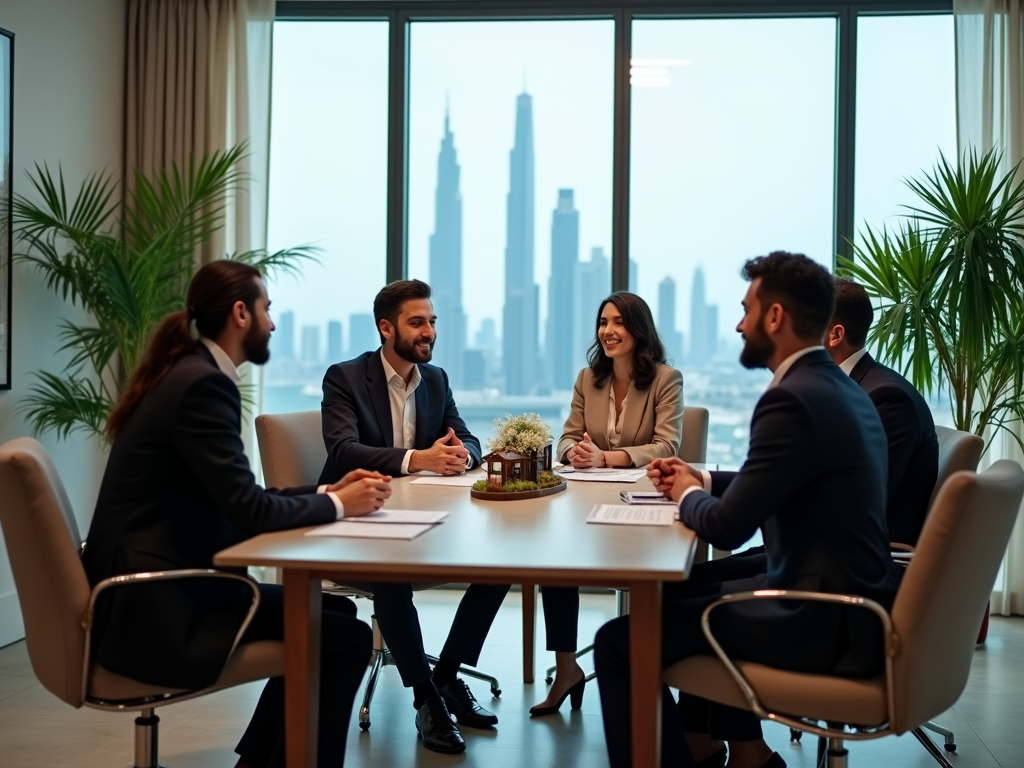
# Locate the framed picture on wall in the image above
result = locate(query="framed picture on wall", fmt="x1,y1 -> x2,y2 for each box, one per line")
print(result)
0,26 -> 11,389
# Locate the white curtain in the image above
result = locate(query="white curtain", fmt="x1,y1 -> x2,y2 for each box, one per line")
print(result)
954,0 -> 1024,615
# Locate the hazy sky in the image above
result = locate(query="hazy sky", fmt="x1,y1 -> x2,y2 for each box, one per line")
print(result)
265,15 -> 955,353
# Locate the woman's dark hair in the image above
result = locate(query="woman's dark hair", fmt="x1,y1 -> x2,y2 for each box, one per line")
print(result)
586,291 -> 667,390
831,277 -> 873,347
741,251 -> 836,341
107,260 -> 263,438
373,279 -> 432,343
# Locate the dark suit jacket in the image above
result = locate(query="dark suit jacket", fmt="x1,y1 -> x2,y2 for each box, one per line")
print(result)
850,352 -> 939,546
318,350 -> 482,482
83,346 -> 336,689
679,349 -> 902,676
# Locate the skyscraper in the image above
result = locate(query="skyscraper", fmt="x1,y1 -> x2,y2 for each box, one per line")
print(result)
657,276 -> 684,367
349,313 -> 379,356
574,247 -> 611,373
300,325 -> 320,364
428,109 -> 467,388
546,188 -> 579,391
502,92 -> 539,396
689,267 -> 709,366
327,320 -> 343,362
274,310 -> 295,360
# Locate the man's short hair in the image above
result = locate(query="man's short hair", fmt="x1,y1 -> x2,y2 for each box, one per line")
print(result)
831,278 -> 874,348
373,279 -> 432,342
741,251 -> 836,341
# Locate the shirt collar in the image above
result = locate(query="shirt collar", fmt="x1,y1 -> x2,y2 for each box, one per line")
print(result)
380,349 -> 421,391
199,337 -> 241,385
838,347 -> 870,376
767,345 -> 825,389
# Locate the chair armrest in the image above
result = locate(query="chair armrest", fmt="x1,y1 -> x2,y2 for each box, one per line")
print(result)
80,569 -> 261,701
698,589 -> 897,726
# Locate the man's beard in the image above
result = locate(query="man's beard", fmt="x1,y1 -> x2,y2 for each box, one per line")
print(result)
244,323 -> 272,365
738,314 -> 775,370
394,332 -> 434,364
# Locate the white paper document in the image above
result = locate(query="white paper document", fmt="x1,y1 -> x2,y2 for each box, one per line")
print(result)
305,521 -> 436,540
410,474 -> 482,487
586,504 -> 677,526
352,509 -> 450,524
561,468 -> 647,483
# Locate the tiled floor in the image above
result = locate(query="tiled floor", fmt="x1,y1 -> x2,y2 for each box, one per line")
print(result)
1,589 -> 1022,767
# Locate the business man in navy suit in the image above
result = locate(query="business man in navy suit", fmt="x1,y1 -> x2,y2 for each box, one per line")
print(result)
594,253 -> 902,768
825,278 -> 939,547
319,279 -> 509,755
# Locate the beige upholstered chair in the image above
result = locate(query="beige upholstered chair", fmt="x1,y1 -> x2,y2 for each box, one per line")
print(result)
541,405 -> 712,684
254,410 -> 501,731
664,460 -> 1024,768
0,437 -> 282,768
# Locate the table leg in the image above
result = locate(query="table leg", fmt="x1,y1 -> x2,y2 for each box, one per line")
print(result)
284,569 -> 322,768
521,582 -> 537,684
629,580 -> 663,768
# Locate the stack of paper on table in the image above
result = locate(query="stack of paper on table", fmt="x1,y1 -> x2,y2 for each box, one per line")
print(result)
409,472 -> 483,487
306,509 -> 450,540
558,468 -> 647,483
586,504 -> 676,526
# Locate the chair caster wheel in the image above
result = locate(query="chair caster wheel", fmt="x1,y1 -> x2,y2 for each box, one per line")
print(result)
944,743 -> 957,753
790,728 -> 802,742
359,721 -> 370,731
491,688 -> 502,697
544,676 -> 553,684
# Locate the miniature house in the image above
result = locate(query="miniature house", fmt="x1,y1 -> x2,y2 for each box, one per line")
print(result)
483,445 -> 553,489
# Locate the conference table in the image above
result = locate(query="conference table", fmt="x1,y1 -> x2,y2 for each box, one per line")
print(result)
214,471 -> 698,768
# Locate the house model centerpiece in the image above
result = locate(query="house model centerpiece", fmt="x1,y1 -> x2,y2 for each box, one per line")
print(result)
470,413 -> 567,500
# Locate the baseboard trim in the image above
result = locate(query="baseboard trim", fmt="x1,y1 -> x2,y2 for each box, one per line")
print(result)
0,592 -> 25,647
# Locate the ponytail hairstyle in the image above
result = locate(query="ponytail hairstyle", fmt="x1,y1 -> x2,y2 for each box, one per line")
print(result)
586,291 -> 667,391
106,260 -> 263,438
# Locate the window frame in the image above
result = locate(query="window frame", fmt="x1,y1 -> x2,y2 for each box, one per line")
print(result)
275,0 -> 954,288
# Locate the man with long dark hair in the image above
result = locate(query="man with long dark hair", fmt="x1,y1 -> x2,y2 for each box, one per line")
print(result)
84,260 -> 391,768
594,252 -> 901,768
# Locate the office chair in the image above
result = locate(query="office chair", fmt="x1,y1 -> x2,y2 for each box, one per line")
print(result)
665,460 -> 1024,768
0,437 -> 282,768
255,410 -> 501,731
542,405 -> 710,684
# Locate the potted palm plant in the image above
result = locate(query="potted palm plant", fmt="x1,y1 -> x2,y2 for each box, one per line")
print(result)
839,148 -> 1024,449
12,145 -> 315,441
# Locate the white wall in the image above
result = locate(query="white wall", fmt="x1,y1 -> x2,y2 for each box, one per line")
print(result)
0,0 -> 125,646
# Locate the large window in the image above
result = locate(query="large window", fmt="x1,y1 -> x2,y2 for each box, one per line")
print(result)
406,20 -> 614,442
262,21 -> 390,414
629,17 -> 838,466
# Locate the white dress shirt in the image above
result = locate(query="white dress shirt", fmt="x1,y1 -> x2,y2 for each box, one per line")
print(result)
380,350 -> 422,475
199,337 -> 346,519
606,386 -> 627,450
682,345 -> 826,506
838,346 -> 870,376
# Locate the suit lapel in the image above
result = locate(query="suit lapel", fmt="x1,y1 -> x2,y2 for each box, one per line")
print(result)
619,379 -> 646,449
849,352 -> 874,383
366,351 -> 394,448
414,370 -> 430,449
584,376 -> 611,451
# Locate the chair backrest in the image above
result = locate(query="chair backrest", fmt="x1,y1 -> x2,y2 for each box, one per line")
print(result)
0,438 -> 89,707
931,425 -> 984,506
680,406 -> 710,464
889,460 -> 1023,733
255,411 -> 326,488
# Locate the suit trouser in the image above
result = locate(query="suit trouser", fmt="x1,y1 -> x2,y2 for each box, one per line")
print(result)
344,581 -> 512,687
235,586 -> 372,768
541,586 -> 580,652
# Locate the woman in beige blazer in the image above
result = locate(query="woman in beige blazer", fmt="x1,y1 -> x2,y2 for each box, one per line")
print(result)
531,291 -> 683,716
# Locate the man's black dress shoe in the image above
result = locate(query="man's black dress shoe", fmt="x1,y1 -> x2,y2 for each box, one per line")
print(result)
414,695 -> 466,754
694,744 -> 727,768
759,752 -> 787,768
438,678 -> 499,728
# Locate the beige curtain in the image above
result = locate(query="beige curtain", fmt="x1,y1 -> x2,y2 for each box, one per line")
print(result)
125,0 -> 274,264
955,0 -> 1024,615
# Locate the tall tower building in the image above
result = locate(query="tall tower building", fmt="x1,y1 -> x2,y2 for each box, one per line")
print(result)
428,109 -> 467,388
300,325 -> 320,364
274,310 -> 295,360
349,313 -> 379,356
502,92 -> 539,396
546,189 -> 579,391
689,267 -> 709,366
657,276 -> 684,367
573,247 -> 611,373
327,320 -> 343,362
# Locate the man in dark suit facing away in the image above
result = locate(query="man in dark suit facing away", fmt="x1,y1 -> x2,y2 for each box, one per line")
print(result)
83,260 -> 394,768
594,253 -> 902,768
825,277 -> 939,547
319,279 -> 510,755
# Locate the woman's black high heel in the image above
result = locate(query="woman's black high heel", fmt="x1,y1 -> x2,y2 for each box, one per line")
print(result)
529,677 -> 586,717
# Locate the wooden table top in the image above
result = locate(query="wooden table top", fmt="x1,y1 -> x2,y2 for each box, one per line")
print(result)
214,473 -> 697,584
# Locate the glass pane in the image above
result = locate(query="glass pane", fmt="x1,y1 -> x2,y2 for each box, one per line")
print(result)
854,14 -> 956,230
406,20 -> 615,445
630,18 -> 837,468
262,21 -> 389,414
